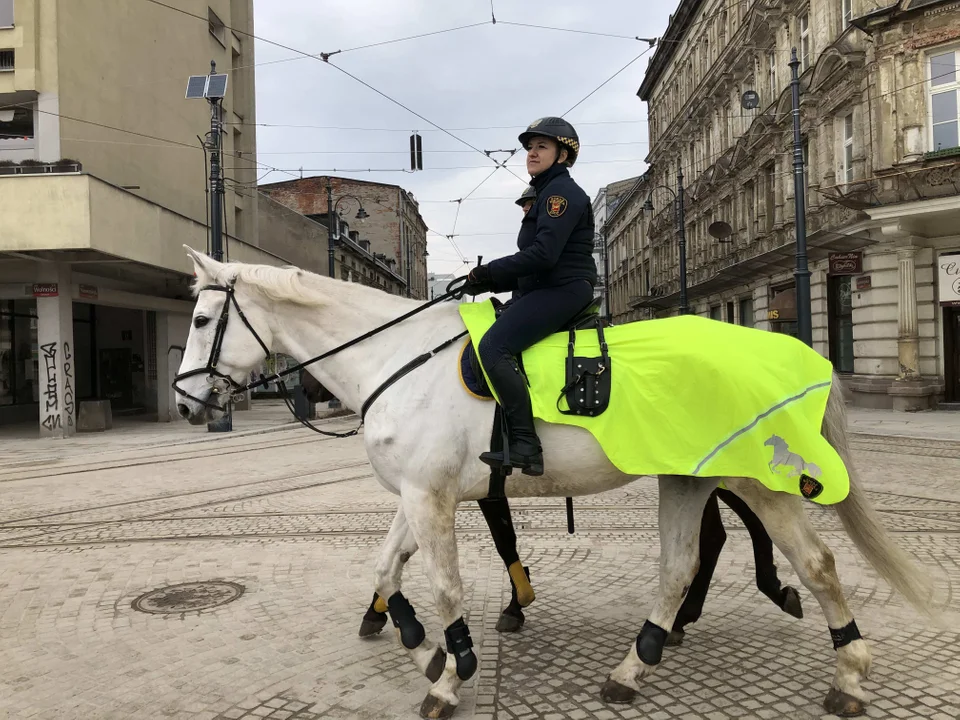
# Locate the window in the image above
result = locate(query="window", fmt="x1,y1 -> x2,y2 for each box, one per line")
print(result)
726,301 -> 735,323
739,296 -> 754,327
710,305 -> 722,321
0,301 -> 39,407
0,49 -> 12,72
208,7 -> 226,46
764,162 -> 776,232
0,106 -> 34,141
930,49 -> 960,152
842,113 -> 854,184
768,51 -> 777,99
842,0 -> 853,30
799,13 -> 811,71
744,180 -> 756,240
0,0 -> 13,27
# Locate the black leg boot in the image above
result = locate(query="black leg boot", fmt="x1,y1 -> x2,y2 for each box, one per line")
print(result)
479,356 -> 544,476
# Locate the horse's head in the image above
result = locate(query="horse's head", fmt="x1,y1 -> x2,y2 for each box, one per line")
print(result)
763,435 -> 783,447
174,246 -> 275,425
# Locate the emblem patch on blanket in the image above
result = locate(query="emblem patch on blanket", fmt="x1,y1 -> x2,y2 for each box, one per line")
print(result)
458,300 -> 850,505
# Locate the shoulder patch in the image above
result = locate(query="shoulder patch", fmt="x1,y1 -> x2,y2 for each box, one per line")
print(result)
546,195 -> 568,218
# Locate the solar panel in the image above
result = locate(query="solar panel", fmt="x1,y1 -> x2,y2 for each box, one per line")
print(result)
185,75 -> 208,99
206,74 -> 229,98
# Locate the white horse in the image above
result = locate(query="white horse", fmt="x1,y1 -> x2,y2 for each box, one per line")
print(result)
174,247 -> 935,720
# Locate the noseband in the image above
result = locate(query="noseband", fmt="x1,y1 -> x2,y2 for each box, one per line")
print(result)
172,284 -> 270,411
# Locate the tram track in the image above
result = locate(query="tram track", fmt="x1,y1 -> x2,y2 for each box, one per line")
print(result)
0,463 -> 374,546
0,429 -> 340,484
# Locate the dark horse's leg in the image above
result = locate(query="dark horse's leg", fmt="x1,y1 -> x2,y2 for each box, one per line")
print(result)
479,494 -> 536,633
717,488 -> 804,619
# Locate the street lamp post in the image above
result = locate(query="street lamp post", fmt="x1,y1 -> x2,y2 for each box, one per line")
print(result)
643,159 -> 689,315
325,183 -> 369,278
789,48 -> 813,347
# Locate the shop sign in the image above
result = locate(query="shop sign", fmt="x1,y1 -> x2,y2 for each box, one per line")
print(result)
79,284 -> 98,300
939,252 -> 960,306
855,275 -> 872,291
32,283 -> 58,297
829,252 -> 862,275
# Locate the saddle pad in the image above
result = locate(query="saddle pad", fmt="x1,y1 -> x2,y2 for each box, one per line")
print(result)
458,340 -> 493,400
458,300 -> 850,505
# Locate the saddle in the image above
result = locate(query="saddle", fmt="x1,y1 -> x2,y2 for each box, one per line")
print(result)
460,296 -> 612,418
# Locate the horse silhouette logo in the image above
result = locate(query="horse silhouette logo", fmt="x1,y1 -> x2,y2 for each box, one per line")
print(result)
764,435 -> 824,499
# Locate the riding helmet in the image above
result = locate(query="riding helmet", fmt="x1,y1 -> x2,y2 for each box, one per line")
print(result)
515,185 -> 537,207
518,117 -> 580,166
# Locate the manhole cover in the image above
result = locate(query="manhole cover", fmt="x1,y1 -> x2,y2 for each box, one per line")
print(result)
132,581 -> 244,614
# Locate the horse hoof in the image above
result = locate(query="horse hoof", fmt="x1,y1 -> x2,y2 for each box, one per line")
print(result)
781,586 -> 804,619
358,615 -> 387,638
496,611 -> 524,633
823,688 -> 866,717
665,630 -> 685,647
600,678 -> 637,704
425,647 -> 447,683
419,693 -> 457,719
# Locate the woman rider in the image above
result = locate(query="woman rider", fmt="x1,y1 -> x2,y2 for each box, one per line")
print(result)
461,117 -> 597,476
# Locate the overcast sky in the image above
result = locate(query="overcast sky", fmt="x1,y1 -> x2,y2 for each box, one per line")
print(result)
252,1 -> 674,276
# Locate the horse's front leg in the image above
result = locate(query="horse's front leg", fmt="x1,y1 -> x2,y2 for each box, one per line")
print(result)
602,475 -> 719,704
402,484 -> 475,720
365,506 -> 447,683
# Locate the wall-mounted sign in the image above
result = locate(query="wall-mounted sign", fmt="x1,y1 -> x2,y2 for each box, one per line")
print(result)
79,284 -> 98,300
855,275 -> 872,291
939,251 -> 960,306
32,283 -> 58,297
741,90 -> 760,110
829,252 -> 863,275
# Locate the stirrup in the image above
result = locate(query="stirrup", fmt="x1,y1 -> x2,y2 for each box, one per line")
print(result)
479,448 -> 544,477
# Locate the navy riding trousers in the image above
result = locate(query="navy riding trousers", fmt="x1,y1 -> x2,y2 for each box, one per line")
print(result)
477,280 -> 595,370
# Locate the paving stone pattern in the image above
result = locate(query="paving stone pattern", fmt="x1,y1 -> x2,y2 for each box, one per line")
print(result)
1,417 -> 959,719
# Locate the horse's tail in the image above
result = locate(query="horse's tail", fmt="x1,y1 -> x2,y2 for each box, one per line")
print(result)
821,374 -> 937,619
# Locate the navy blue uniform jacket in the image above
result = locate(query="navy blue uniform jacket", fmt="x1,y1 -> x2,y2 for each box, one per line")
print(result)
487,164 -> 598,296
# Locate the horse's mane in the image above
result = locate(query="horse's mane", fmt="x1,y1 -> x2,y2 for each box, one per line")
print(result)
193,260 -> 419,312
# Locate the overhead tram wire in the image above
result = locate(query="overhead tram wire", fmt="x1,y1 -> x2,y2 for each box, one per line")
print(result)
139,0 -> 526,185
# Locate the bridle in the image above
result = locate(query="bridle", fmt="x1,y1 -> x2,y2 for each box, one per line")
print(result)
172,276 -> 471,436
172,284 -> 270,412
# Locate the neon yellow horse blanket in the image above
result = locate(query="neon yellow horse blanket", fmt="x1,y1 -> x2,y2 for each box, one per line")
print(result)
459,301 -> 849,505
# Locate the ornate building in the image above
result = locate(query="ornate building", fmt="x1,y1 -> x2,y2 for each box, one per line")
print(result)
622,0 -> 960,409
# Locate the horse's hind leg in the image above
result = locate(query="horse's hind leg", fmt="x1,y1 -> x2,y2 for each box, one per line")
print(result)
366,507 -> 447,683
602,475 -> 719,703
724,477 -> 871,717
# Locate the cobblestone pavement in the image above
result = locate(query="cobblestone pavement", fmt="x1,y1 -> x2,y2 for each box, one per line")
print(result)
1,413 -> 959,719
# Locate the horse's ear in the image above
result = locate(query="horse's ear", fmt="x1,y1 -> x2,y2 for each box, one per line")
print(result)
184,245 -> 220,278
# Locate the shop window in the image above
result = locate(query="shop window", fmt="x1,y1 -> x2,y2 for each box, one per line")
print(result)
0,300 -> 39,406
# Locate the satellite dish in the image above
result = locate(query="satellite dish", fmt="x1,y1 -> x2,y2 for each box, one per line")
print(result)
741,90 -> 760,110
708,221 -> 734,240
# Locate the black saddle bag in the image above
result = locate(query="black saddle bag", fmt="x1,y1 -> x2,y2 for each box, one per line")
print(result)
557,318 -> 611,417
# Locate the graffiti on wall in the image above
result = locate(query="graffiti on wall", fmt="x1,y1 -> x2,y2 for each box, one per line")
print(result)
63,342 -> 75,428
40,342 -> 60,432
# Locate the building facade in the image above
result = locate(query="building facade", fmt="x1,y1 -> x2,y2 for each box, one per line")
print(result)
260,176 -> 430,300
626,0 -> 960,409
596,176 -> 648,324
0,1 -> 328,436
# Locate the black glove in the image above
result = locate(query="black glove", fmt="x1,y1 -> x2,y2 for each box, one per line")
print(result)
461,264 -> 494,296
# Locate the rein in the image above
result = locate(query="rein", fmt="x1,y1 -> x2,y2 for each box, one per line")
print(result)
173,275 -> 472,438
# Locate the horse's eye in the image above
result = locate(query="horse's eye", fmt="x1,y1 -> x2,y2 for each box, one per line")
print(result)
194,316 -> 210,328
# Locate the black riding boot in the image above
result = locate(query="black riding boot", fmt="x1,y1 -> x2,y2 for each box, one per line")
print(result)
480,356 -> 544,476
